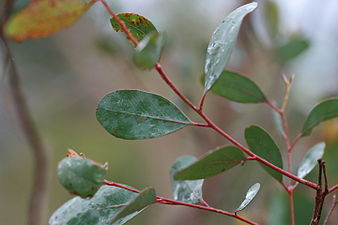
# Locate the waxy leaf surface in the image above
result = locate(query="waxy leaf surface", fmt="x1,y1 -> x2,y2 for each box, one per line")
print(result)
5,0 -> 94,42
204,2 -> 257,91
133,32 -> 165,69
111,13 -> 157,41
210,71 -> 265,103
174,146 -> 245,180
297,142 -> 325,179
96,90 -> 191,140
57,155 -> 107,198
49,185 -> 144,225
302,99 -> 338,136
170,156 -> 204,204
236,183 -> 261,211
245,125 -> 283,181
111,188 -> 156,223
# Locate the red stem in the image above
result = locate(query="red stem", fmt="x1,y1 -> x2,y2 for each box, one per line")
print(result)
329,185 -> 338,193
99,0 -> 319,191
103,180 -> 258,225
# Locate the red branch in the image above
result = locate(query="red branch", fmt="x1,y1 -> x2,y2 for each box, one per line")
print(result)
103,180 -> 259,225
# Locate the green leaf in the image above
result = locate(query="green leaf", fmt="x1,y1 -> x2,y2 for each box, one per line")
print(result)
57,152 -> 108,198
276,37 -> 310,63
5,0 -> 94,42
302,98 -> 338,136
236,183 -> 260,211
170,156 -> 204,204
133,32 -> 166,70
297,142 -> 325,179
110,13 -> 157,41
111,187 -> 156,223
209,70 -> 266,103
245,125 -> 283,181
174,146 -> 245,180
49,185 -> 145,225
96,90 -> 191,140
204,2 -> 257,91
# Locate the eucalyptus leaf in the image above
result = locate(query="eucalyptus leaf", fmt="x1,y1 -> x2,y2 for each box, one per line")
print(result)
110,13 -> 157,41
49,185 -> 142,225
204,2 -> 257,91
111,187 -> 156,223
57,155 -> 108,198
245,125 -> 283,181
210,71 -> 266,103
174,146 -> 245,180
133,32 -> 166,70
236,183 -> 260,211
96,90 -> 191,140
170,156 -> 204,204
297,142 -> 325,179
302,98 -> 338,136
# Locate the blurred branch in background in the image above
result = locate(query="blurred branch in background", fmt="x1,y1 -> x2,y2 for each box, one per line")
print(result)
0,1 -> 50,225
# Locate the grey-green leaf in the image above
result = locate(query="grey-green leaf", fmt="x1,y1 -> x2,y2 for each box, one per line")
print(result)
236,183 -> 261,211
96,90 -> 191,140
204,2 -> 257,91
245,125 -> 283,181
210,70 -> 266,103
111,187 -> 156,223
276,38 -> 310,63
174,146 -> 245,180
134,32 -> 166,70
297,142 -> 325,179
49,185 -> 142,225
170,156 -> 204,204
57,155 -> 107,198
302,98 -> 338,136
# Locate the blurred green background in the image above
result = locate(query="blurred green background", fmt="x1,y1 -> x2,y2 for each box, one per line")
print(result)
1,0 -> 338,224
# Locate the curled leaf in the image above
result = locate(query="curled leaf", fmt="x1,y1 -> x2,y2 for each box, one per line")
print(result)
236,183 -> 261,211
57,150 -> 108,198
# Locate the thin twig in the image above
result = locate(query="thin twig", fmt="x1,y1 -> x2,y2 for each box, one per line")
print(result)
1,2 -> 50,225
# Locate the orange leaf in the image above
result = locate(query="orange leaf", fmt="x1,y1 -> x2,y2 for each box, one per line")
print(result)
4,0 -> 94,42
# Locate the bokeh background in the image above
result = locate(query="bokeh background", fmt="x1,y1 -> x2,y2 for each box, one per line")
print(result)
1,0 -> 338,224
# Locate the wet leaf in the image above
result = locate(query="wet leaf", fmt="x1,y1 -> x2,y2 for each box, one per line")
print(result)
49,185 -> 145,225
111,187 -> 156,223
96,90 -> 191,140
204,2 -> 257,91
5,0 -> 94,42
236,183 -> 260,211
57,152 -> 108,198
133,32 -> 166,69
110,13 -> 157,41
245,125 -> 283,181
209,70 -> 265,103
276,37 -> 310,63
297,142 -> 325,179
170,156 -> 204,204
302,98 -> 338,136
174,146 -> 245,180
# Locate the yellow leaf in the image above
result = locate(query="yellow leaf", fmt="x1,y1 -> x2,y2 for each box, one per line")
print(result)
4,0 -> 94,42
